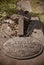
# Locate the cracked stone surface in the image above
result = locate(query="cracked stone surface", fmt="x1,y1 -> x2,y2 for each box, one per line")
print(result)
2,37 -> 43,59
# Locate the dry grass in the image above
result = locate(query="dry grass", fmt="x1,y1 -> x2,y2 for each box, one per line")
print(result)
29,0 -> 44,27
30,0 -> 44,14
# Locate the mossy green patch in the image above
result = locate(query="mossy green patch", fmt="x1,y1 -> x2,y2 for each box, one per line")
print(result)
0,0 -> 20,19
39,14 -> 44,23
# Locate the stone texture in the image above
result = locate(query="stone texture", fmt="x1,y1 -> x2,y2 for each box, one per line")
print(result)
2,37 -> 43,60
18,18 -> 24,35
17,0 -> 32,12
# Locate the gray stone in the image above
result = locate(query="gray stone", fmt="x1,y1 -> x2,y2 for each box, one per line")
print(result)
17,0 -> 32,12
18,18 -> 24,35
2,37 -> 43,60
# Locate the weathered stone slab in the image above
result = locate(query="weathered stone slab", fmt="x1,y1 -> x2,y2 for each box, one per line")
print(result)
18,18 -> 24,35
2,37 -> 43,60
17,0 -> 32,12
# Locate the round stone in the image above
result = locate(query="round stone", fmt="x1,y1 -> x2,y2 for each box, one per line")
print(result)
2,37 -> 43,60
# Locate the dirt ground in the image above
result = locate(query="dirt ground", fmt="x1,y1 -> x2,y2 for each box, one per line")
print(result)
0,50 -> 44,65
0,21 -> 44,65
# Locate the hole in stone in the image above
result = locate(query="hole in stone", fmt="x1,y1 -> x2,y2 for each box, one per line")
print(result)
34,31 -> 37,33
4,36 -> 7,38
24,11 -> 29,14
36,1 -> 40,4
